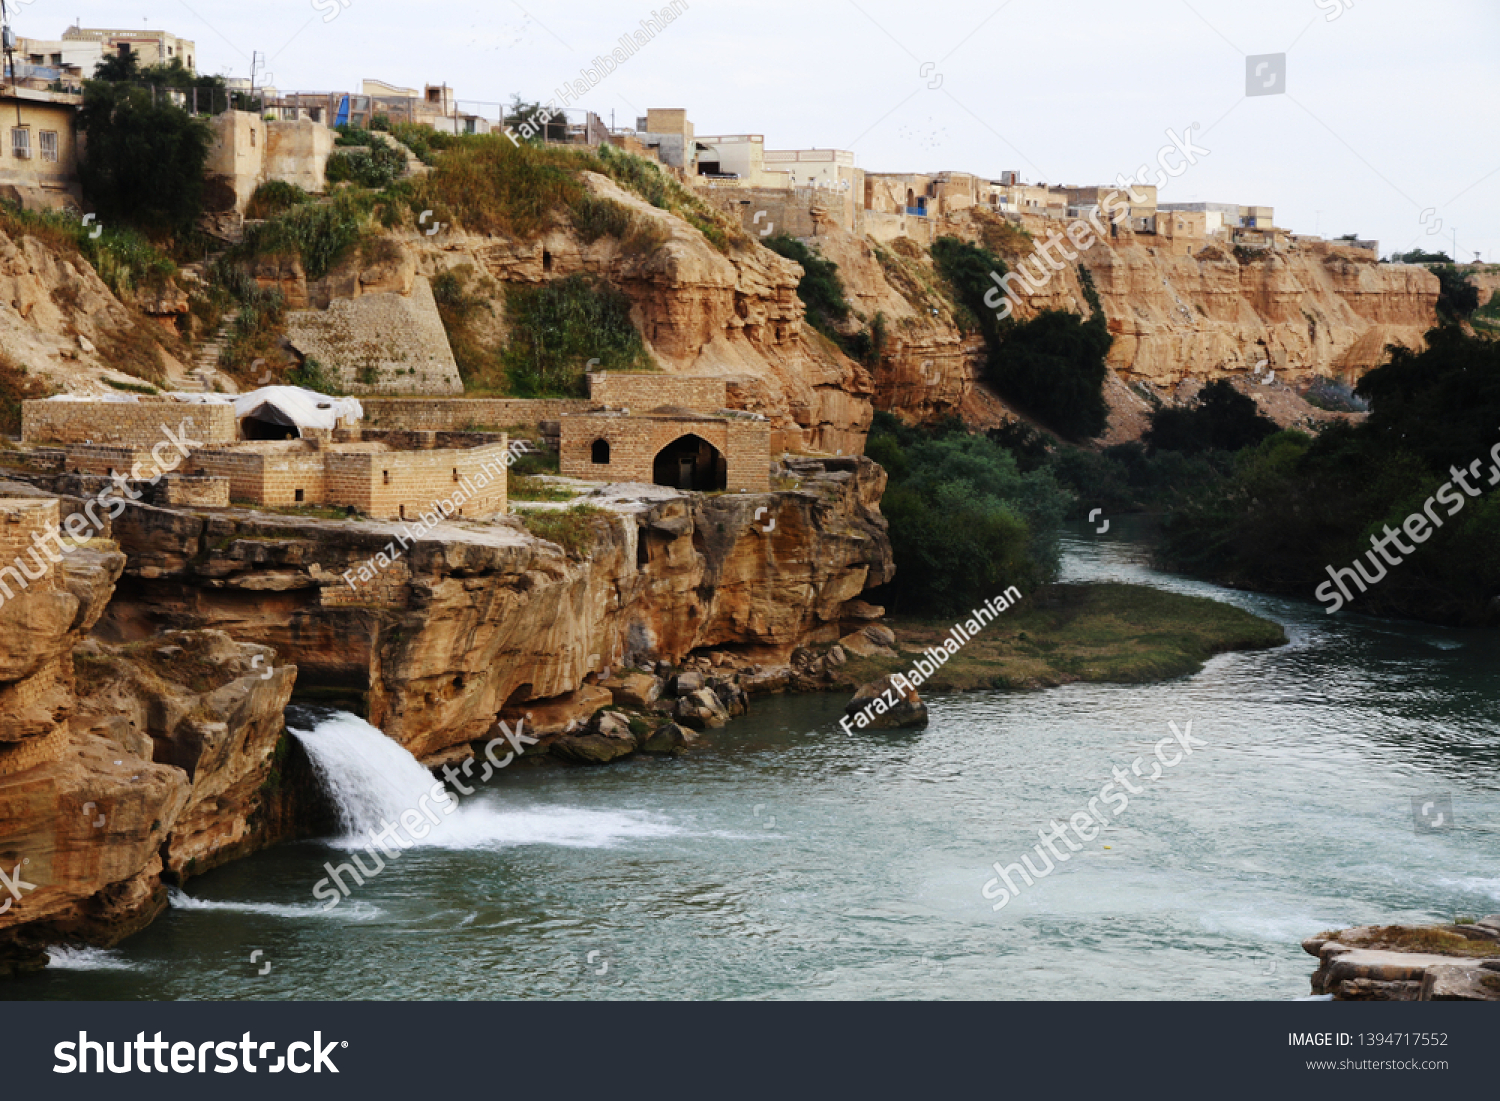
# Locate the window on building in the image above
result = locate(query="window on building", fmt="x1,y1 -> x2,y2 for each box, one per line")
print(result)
250,127 -> 256,147
39,132 -> 58,163
452,468 -> 460,483
11,128 -> 31,160
382,470 -> 390,485
295,489 -> 305,503
591,439 -> 611,464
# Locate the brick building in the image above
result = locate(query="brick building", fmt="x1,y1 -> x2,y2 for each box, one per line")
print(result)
561,410 -> 770,493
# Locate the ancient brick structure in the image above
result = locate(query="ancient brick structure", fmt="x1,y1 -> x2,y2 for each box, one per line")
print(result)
158,475 -> 232,508
22,401 -> 236,449
587,373 -> 728,413
361,399 -> 592,432
187,438 -> 510,520
560,411 -> 770,493
285,276 -> 465,396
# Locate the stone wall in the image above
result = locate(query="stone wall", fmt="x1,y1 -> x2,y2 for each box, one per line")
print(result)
64,446 -> 156,479
361,398 -> 593,431
23,401 -> 236,449
588,373 -> 727,413
285,276 -> 464,396
186,439 -> 509,518
561,413 -> 771,493
205,111 -> 334,215
324,440 -> 510,520
0,499 -> 60,601
188,444 -> 326,507
158,475 -> 231,508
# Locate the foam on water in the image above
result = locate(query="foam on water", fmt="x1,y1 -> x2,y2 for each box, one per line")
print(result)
168,888 -> 382,920
45,947 -> 137,972
293,711 -> 682,852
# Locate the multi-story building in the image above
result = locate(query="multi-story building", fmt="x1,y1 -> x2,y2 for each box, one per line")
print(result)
0,85 -> 82,210
14,24 -> 195,83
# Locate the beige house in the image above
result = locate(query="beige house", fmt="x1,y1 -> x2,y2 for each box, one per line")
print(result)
0,86 -> 82,210
204,111 -> 336,215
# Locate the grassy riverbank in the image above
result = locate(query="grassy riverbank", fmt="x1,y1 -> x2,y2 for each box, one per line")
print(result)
837,582 -> 1287,692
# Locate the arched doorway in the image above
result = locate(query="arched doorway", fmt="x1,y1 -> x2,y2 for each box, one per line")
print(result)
653,434 -> 727,492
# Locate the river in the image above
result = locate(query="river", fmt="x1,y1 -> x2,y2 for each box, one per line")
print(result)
9,518 -> 1499,1000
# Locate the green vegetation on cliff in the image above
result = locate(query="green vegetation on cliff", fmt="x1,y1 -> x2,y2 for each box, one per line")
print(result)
501,274 -> 655,397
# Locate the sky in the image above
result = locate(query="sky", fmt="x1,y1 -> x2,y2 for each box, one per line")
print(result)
8,0 -> 1498,260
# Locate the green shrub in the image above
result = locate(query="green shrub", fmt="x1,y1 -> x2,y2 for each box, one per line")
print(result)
285,357 -> 344,394
325,138 -> 407,190
0,351 -> 51,435
234,192 -> 373,280
246,181 -> 312,220
1145,380 -> 1279,455
865,412 -> 1068,615
501,274 -> 653,397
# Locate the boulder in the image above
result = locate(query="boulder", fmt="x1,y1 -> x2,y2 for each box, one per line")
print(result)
675,688 -> 730,730
843,674 -> 929,730
602,672 -> 663,709
838,624 -> 897,659
708,676 -> 749,718
669,671 -> 706,696
641,722 -> 697,755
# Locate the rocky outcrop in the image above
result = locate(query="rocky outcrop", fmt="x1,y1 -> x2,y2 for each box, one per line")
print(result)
843,673 -> 929,730
0,489 -> 303,971
827,212 -> 1439,432
0,225 -> 189,393
1304,918 -> 1500,1000
83,456 -> 891,765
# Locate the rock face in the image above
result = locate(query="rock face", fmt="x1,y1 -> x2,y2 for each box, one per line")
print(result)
411,172 -> 874,455
0,226 -> 190,393
828,213 -> 1440,429
0,498 -> 302,970
85,456 -> 891,765
1304,918 -> 1500,1000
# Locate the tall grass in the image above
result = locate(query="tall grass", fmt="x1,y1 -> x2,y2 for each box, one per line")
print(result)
245,181 -> 312,220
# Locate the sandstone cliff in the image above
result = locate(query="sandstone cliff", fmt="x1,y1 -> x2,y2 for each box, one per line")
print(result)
88,456 -> 890,762
820,213 -> 1439,432
0,489 -> 301,972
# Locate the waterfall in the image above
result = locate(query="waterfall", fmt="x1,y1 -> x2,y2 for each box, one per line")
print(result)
291,711 -> 454,842
290,711 -> 683,852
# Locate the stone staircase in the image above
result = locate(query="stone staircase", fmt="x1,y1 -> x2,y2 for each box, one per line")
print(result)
177,309 -> 238,394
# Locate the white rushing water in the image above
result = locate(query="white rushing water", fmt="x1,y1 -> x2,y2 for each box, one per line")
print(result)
291,711 -> 681,851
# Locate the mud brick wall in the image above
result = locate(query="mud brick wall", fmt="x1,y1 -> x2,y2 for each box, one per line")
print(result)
560,415 -> 771,493
285,277 -> 464,396
322,556 -> 412,609
23,401 -> 236,448
361,399 -> 593,432
588,374 -> 727,413
158,475 -> 231,508
325,440 -> 509,520
0,499 -> 60,598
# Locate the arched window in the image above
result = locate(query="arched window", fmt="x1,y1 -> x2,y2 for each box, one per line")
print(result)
591,439 -> 611,464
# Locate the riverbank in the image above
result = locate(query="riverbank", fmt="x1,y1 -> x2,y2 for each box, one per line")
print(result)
832,582 -> 1288,693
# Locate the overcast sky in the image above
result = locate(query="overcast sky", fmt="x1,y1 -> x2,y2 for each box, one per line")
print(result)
12,0 -> 1498,259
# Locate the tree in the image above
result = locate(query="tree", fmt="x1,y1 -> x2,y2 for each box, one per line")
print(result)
78,78 -> 212,236
1145,379 -> 1279,455
1430,265 -> 1480,321
986,267 -> 1112,440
